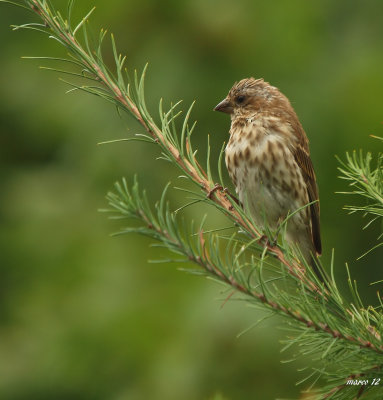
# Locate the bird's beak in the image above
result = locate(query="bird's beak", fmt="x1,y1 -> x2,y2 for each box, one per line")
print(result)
214,98 -> 233,114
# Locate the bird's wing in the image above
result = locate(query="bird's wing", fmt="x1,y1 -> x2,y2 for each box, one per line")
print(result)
293,144 -> 322,255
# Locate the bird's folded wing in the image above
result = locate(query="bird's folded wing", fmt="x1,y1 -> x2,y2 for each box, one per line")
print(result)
293,144 -> 322,255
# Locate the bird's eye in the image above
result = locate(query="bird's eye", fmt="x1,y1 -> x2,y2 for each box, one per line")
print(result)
236,95 -> 246,104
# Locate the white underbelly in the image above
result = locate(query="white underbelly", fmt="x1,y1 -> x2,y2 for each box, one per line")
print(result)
226,135 -> 309,231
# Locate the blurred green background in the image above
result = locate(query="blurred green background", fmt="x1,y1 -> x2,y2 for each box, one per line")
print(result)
1,1 -> 383,399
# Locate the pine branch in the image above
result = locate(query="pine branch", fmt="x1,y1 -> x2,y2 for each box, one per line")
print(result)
3,1 -> 383,398
105,177 -> 383,354
337,138 -> 383,259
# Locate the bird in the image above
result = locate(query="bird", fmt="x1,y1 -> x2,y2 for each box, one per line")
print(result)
214,77 -> 323,279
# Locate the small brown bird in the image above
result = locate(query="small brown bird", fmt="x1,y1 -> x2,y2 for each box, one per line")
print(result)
215,78 -> 322,274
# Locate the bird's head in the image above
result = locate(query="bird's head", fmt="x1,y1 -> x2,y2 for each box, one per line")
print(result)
214,78 -> 281,118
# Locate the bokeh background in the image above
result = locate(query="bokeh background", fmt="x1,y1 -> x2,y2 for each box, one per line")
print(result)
1,1 -> 383,399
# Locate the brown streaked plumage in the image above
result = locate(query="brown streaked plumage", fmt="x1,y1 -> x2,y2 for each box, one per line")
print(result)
215,77 -> 322,276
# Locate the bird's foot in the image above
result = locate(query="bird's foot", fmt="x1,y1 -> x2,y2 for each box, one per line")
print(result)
207,183 -> 223,199
222,187 -> 240,206
206,184 -> 240,205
